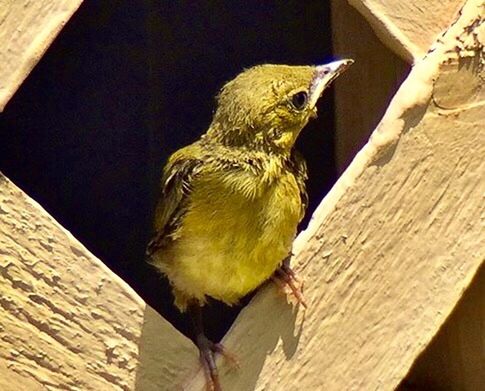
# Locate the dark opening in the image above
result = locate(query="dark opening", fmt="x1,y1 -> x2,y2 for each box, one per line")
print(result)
0,1 -> 335,341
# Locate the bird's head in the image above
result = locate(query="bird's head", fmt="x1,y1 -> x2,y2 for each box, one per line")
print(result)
206,60 -> 353,153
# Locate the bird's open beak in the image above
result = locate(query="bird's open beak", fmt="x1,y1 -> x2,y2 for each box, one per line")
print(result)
309,59 -> 354,107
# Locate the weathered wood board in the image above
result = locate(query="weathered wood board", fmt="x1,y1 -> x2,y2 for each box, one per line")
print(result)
331,0 -> 409,172
348,0 -> 466,61
400,264 -> 485,390
0,175 -> 199,390
0,1 -> 84,111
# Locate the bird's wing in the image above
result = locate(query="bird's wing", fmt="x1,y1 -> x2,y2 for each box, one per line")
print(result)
291,150 -> 309,221
146,144 -> 204,257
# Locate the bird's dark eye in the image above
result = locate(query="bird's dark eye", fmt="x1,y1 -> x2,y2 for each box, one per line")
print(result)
291,91 -> 308,110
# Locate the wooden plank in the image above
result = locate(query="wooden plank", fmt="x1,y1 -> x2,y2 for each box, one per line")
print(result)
0,174 -> 199,390
400,264 -> 485,390
184,1 -> 484,389
0,1 -> 84,111
331,0 -> 409,173
348,0 -> 466,61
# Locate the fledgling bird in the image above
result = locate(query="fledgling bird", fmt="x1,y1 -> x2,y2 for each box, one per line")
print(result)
146,59 -> 353,390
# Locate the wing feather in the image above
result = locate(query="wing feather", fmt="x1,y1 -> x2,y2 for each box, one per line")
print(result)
146,145 -> 203,256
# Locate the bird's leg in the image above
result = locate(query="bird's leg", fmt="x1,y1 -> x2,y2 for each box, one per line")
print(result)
189,303 -> 221,391
189,304 -> 239,391
272,255 -> 308,308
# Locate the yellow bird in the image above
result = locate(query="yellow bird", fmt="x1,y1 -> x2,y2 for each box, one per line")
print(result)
147,59 -> 353,390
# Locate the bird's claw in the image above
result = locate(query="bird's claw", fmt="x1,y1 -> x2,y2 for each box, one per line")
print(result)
213,342 -> 240,369
272,263 -> 308,308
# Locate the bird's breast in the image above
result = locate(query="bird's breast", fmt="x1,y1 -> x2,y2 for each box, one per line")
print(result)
164,169 -> 302,305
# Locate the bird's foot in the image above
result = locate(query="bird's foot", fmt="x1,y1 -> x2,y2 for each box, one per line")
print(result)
196,334 -> 239,391
272,262 -> 308,308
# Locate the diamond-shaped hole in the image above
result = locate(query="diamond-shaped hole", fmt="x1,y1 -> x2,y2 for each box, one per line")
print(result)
0,0 -> 409,358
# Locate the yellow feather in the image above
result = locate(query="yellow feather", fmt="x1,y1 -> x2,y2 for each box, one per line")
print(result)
152,160 -> 301,311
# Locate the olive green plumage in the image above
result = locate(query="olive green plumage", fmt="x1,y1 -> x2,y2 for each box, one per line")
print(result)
146,62 -> 352,311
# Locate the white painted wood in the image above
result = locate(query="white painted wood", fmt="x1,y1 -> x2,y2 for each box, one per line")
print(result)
0,175 -> 199,390
401,265 -> 485,390
348,0 -> 466,61
0,0 -> 84,111
331,0 -> 409,173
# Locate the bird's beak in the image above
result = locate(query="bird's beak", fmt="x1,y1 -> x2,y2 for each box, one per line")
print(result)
308,59 -> 354,107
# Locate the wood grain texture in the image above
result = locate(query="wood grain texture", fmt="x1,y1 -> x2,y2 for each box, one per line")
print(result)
0,175 -> 199,390
399,264 -> 485,390
348,0 -> 466,61
0,0 -> 84,111
184,1 -> 484,389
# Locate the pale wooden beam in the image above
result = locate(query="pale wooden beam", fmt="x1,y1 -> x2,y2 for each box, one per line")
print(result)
0,174 -> 198,389
0,1 -> 84,111
399,265 -> 485,390
331,0 -> 409,172
348,0 -> 466,62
